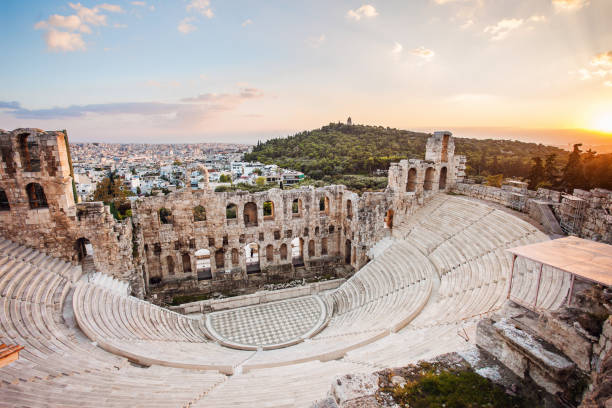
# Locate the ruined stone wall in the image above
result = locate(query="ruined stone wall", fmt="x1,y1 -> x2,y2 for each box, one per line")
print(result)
132,185 -> 368,295
453,183 -> 612,243
0,129 -> 134,285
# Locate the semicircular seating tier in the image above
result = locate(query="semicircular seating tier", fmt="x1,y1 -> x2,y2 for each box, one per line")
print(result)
0,194 -> 571,407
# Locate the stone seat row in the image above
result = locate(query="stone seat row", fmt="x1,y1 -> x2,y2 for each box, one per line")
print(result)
509,255 -> 571,310
0,237 -> 81,283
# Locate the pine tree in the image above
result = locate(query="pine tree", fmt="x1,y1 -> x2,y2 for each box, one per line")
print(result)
528,157 -> 545,190
544,154 -> 557,186
562,144 -> 585,193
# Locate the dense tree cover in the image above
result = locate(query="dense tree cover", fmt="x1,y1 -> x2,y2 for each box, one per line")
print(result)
525,144 -> 612,192
245,123 -> 568,182
92,172 -> 133,220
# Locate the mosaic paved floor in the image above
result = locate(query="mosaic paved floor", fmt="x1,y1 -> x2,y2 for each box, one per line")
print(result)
206,296 -> 326,349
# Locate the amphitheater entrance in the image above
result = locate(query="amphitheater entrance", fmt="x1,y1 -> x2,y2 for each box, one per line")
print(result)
439,167 -> 447,190
345,239 -> 352,264
245,242 -> 260,274
75,238 -> 93,262
291,237 -> 304,267
195,248 -> 212,280
406,168 -> 417,192
385,209 -> 394,229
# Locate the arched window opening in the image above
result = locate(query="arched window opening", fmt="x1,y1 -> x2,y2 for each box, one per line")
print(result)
226,203 -> 237,221
292,199 -> 302,217
424,167 -> 435,191
182,253 -> 192,273
231,248 -> 239,266
406,168 -> 417,192
263,201 -> 274,220
166,256 -> 175,275
266,244 -> 274,262
346,200 -> 353,220
439,167 -> 448,190
193,205 -> 206,222
385,209 -> 394,229
315,226 -> 320,236
291,237 -> 304,266
75,237 -> 93,262
243,202 -> 258,226
195,248 -> 211,280
18,133 -> 41,172
159,207 -> 172,224
215,249 -> 225,270
308,240 -> 315,257
245,242 -> 260,273
0,189 -> 10,211
345,240 -> 352,264
321,238 -> 328,256
280,243 -> 288,261
26,183 -> 47,209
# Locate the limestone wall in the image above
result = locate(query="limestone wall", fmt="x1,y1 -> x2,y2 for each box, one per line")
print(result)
453,182 -> 612,244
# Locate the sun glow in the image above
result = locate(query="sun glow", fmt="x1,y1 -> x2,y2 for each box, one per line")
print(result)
590,114 -> 612,134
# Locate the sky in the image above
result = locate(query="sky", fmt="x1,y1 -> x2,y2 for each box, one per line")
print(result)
0,0 -> 611,147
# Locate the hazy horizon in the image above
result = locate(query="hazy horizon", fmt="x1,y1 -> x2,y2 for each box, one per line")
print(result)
1,0 -> 611,148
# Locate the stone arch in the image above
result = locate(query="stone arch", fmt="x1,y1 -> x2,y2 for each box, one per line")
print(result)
18,133 -> 41,172
243,202 -> 258,226
385,209 -> 394,229
315,226 -> 320,235
292,198 -> 302,217
159,207 -> 172,224
424,167 -> 435,191
245,242 -> 260,273
0,189 -> 10,211
319,196 -> 330,215
346,200 -> 353,219
291,237 -> 304,266
75,237 -> 93,262
406,168 -> 417,192
345,239 -> 352,264
166,255 -> 175,275
308,240 -> 315,257
321,237 -> 328,255
182,253 -> 192,273
439,166 -> 448,190
215,249 -> 225,270
26,183 -> 48,209
263,200 -> 274,221
266,244 -> 274,262
231,248 -> 239,266
280,243 -> 288,261
226,203 -> 237,220
193,205 -> 206,222
195,248 -> 211,280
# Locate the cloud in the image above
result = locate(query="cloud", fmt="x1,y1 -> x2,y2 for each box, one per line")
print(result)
552,0 -> 589,12
44,29 -> 86,52
35,3 -> 123,51
411,46 -> 435,60
186,0 -> 213,18
391,42 -> 403,59
0,88 -> 264,121
131,1 -> 146,5
460,19 -> 474,29
529,15 -> 548,22
242,19 -> 252,27
178,17 -> 197,34
575,51 -> 612,88
305,34 -> 326,48
483,18 -> 524,41
347,5 -> 378,21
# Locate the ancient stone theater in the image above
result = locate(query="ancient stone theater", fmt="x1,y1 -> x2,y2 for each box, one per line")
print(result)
1,128 -> 611,407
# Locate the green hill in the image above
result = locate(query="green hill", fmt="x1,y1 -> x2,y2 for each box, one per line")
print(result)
245,123 -> 568,181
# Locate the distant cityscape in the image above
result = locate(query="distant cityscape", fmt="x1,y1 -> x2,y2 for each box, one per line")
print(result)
70,142 -> 305,202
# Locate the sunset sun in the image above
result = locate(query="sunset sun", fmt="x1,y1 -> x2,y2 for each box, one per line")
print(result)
590,113 -> 612,134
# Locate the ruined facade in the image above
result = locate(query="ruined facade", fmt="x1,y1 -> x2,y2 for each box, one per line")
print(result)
0,128 -> 464,299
